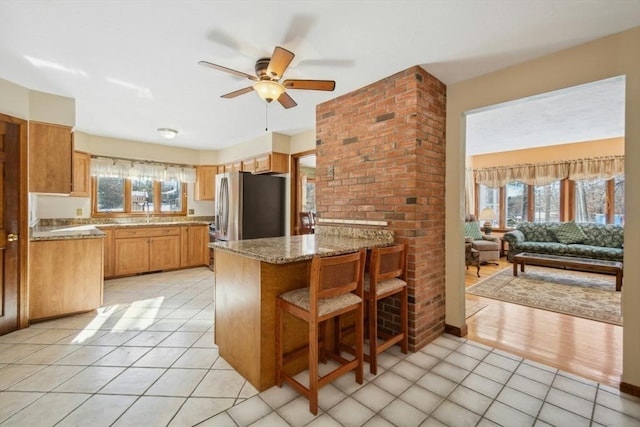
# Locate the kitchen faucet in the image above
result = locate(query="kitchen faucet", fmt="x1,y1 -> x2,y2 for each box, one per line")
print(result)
143,200 -> 151,223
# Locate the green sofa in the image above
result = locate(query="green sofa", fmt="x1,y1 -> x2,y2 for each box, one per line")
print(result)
503,222 -> 624,262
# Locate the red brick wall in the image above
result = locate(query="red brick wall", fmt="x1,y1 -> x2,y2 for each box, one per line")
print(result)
316,66 -> 446,350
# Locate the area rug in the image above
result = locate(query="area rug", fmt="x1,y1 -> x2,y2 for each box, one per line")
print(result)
466,266 -> 622,325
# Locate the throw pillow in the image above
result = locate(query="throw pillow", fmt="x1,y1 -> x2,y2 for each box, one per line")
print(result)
554,221 -> 587,244
464,222 -> 483,240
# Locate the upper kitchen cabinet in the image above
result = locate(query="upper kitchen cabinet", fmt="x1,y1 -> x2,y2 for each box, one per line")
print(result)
71,151 -> 91,197
254,152 -> 288,174
195,165 -> 218,201
29,121 -> 73,194
224,161 -> 242,173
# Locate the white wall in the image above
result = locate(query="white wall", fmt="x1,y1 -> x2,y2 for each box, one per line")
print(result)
0,78 -> 29,120
445,27 -> 640,390
28,90 -> 75,126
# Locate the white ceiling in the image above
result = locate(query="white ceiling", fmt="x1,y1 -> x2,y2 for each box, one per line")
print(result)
0,1 -> 638,152
466,76 -> 626,155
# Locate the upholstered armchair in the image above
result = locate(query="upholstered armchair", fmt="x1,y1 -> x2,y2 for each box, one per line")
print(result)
465,242 -> 480,277
464,214 -> 500,265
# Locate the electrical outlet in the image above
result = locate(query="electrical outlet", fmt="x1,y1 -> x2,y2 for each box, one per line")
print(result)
76,208 -> 83,216
188,209 -> 195,215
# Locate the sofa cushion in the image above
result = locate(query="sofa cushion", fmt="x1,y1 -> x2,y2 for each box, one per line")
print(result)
579,223 -> 624,248
516,222 -> 559,242
464,222 -> 483,240
472,239 -> 500,251
554,221 -> 587,244
565,244 -> 624,262
517,241 -> 568,255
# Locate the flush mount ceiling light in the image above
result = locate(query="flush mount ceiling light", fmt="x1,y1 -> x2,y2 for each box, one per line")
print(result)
157,128 -> 178,140
253,80 -> 286,103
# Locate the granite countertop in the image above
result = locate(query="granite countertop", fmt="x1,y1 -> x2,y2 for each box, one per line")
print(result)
31,218 -> 213,241
30,225 -> 106,241
210,234 -> 393,264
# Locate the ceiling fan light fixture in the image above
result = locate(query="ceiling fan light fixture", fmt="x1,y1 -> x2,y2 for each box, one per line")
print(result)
157,128 -> 178,140
253,80 -> 285,103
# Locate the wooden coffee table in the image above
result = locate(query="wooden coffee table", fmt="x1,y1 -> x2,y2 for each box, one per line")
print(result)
512,252 -> 623,291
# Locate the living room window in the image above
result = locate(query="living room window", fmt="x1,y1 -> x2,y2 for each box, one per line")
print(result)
533,181 -> 561,223
475,176 -> 624,229
477,185 -> 500,227
505,181 -> 529,227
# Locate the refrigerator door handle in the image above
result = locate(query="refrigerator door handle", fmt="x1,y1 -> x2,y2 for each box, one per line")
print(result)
220,177 -> 229,237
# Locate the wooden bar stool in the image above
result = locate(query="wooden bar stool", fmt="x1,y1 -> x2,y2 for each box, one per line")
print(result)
275,249 -> 366,414
364,243 -> 408,374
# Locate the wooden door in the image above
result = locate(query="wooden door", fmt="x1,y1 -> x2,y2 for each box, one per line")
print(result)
0,118 -> 21,335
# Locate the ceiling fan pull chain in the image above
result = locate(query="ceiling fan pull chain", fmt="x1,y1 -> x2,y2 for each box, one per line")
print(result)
265,102 -> 268,131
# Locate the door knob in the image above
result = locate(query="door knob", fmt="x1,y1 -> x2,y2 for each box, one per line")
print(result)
7,233 -> 19,242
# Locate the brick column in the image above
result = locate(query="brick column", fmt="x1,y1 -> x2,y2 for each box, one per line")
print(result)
316,66 -> 446,350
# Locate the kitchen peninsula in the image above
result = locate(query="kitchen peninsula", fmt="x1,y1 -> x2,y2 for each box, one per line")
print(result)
211,227 -> 394,391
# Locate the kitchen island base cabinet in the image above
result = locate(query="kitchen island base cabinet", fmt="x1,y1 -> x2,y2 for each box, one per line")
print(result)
29,238 -> 104,321
215,250 -> 311,391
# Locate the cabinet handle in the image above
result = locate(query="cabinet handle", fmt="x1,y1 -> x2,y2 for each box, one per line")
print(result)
7,233 -> 19,242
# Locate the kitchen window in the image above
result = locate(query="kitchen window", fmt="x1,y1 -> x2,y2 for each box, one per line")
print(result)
92,177 -> 187,216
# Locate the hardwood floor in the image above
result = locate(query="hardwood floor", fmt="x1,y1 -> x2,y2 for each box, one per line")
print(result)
464,257 -> 623,388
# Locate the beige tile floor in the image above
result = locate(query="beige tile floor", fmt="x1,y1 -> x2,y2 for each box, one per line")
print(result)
1,267 -> 639,426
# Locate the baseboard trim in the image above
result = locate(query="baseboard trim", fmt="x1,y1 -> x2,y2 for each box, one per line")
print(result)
620,381 -> 640,398
444,322 -> 468,337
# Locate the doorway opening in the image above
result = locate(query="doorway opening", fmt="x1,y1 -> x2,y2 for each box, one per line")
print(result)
290,151 -> 316,235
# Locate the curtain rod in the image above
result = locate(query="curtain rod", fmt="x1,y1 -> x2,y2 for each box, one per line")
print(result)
90,154 -> 194,169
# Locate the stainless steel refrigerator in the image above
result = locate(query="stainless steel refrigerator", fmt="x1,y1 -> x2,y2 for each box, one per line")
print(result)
214,171 -> 285,241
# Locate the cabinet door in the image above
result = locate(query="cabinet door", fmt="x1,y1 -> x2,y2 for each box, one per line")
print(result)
71,151 -> 91,197
115,237 -> 150,276
29,239 -> 103,320
242,159 -> 256,173
224,161 -> 242,172
188,225 -> 209,266
101,228 -> 115,278
195,165 -> 218,201
149,235 -> 181,271
28,121 -> 73,194
254,152 -> 289,174
254,154 -> 271,173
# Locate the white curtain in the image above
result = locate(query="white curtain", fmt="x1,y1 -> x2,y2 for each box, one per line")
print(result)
90,157 -> 196,183
465,167 -> 475,215
569,156 -> 624,180
475,156 -> 623,188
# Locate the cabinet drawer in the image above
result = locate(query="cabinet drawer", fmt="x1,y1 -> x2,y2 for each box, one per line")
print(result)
114,227 -> 181,239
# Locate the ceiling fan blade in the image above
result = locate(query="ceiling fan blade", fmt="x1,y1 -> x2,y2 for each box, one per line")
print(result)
266,46 -> 295,80
283,79 -> 336,91
198,60 -> 257,81
278,92 -> 297,109
221,87 -> 254,99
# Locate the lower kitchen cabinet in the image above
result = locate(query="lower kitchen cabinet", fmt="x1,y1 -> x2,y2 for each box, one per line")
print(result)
29,238 -> 104,321
102,228 -> 115,278
114,227 -> 181,276
181,224 -> 209,267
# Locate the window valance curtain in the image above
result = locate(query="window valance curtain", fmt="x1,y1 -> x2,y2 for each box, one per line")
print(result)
474,156 -> 624,188
90,157 -> 197,183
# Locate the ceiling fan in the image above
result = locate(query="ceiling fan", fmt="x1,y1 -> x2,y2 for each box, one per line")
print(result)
198,46 -> 335,109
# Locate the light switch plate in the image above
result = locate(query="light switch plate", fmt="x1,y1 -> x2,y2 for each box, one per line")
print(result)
188,209 -> 195,215
76,208 -> 83,216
